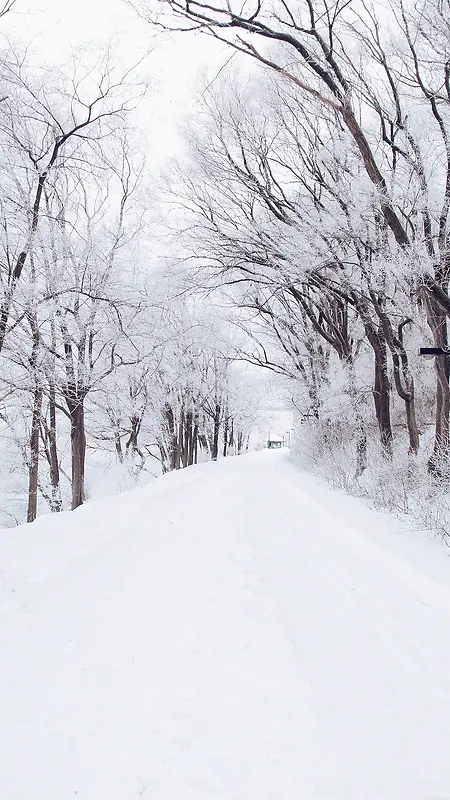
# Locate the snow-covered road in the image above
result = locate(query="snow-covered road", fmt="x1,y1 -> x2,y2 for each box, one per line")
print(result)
1,450 -> 450,799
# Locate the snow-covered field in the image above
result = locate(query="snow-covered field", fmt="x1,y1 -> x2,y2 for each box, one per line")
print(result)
1,450 -> 450,799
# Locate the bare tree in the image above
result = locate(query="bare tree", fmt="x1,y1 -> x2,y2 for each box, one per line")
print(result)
0,49 -> 145,354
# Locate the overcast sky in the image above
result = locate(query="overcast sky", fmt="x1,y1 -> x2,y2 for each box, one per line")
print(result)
2,0 -> 228,164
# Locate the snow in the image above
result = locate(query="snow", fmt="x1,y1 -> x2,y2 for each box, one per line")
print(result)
2,450 -> 450,799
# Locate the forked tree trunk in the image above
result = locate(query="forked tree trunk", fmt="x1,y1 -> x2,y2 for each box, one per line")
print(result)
379,314 -> 419,457
126,414 -> 142,460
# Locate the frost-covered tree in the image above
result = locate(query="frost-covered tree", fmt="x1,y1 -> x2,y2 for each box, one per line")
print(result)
136,0 -> 450,482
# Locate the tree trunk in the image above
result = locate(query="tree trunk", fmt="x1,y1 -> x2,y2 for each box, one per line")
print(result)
175,411 -> 183,469
198,432 -> 208,456
184,409 -> 193,467
424,294 -> 450,474
211,402 -> 221,461
373,346 -> 393,457
223,416 -> 229,457
379,315 -> 420,457
228,419 -> 234,454
347,362 -> 368,479
192,422 -> 199,465
126,414 -> 141,460
114,429 -> 124,463
362,319 -> 393,457
27,386 -> 43,523
158,439 -> 169,473
48,384 -> 63,512
186,412 -> 197,466
355,424 -> 367,479
405,396 -> 420,456
70,400 -> 86,510
164,404 -> 177,471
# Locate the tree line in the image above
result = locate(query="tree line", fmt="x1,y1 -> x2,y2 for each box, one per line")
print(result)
136,0 -> 450,491
0,10 -> 256,525
4,0 -> 450,526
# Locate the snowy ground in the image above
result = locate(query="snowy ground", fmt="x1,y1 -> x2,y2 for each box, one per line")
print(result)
1,450 -> 450,800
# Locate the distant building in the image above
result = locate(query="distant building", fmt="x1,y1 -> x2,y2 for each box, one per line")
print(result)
267,434 -> 284,449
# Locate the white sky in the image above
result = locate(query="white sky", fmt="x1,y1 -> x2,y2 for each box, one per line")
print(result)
2,0 -> 229,164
